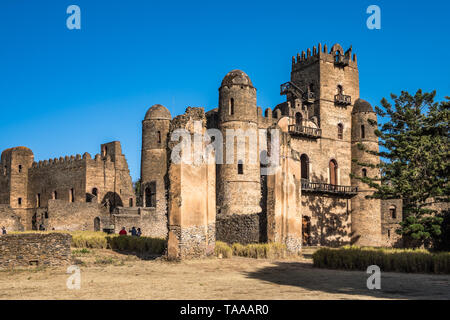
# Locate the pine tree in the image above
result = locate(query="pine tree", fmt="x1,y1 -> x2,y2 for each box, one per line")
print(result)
352,90 -> 449,248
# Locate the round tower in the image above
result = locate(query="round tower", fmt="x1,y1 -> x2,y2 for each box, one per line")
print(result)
141,104 -> 171,211
217,70 -> 261,215
351,99 -> 382,246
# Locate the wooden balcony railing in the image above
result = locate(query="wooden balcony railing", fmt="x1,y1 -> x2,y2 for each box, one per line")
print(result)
288,125 -> 321,139
301,179 -> 358,196
334,94 -> 352,106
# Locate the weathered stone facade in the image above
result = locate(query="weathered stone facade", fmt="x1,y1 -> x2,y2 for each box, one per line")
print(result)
2,43 -> 425,259
0,233 -> 72,268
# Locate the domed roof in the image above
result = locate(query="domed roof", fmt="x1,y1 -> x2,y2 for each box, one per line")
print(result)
353,99 -> 374,113
1,146 -> 33,157
220,69 -> 254,88
144,104 -> 172,120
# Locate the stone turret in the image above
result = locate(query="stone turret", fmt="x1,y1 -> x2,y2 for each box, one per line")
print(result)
351,99 -> 382,246
141,104 -> 171,212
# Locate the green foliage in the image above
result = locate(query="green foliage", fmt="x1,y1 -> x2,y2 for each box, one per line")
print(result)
353,90 -> 449,247
312,246 -> 450,274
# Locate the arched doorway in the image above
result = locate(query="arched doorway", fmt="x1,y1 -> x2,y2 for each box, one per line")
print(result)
300,154 -> 309,181
329,159 -> 338,185
102,192 -> 123,213
145,182 -> 156,208
94,217 -> 101,232
295,112 -> 303,126
302,216 -> 311,246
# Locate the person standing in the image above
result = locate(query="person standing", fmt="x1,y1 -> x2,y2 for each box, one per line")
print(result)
119,227 -> 127,235
1,226 -> 6,235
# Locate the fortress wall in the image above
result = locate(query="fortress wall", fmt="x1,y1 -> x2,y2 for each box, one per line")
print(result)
112,207 -> 168,238
0,205 -> 22,232
0,233 -> 71,268
381,199 -> 403,248
45,199 -> 109,232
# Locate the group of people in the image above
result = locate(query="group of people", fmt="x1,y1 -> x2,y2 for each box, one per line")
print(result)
119,226 -> 142,237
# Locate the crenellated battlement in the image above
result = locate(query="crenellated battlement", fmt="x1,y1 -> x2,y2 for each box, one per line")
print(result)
29,150 -> 118,170
292,43 -> 357,71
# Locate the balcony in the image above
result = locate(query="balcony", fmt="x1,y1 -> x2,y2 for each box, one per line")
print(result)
334,55 -> 349,67
288,124 -> 321,139
301,179 -> 358,197
303,91 -> 315,104
334,94 -> 352,106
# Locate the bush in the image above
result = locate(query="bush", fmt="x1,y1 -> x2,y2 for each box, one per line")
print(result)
216,242 -> 288,259
215,241 -> 232,258
312,246 -> 450,274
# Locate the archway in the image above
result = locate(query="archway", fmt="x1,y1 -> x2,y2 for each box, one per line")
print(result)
300,154 -> 309,181
295,112 -> 303,126
102,192 -> 123,213
329,159 -> 338,185
94,217 -> 101,232
302,216 -> 311,246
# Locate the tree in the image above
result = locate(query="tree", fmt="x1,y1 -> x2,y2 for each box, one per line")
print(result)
352,90 -> 449,248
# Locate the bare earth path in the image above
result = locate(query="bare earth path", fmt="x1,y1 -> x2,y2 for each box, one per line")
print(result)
0,249 -> 449,300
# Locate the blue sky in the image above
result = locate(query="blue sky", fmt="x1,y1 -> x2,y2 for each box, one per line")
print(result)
0,0 -> 449,180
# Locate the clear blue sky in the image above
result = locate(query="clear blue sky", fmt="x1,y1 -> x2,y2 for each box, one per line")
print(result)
0,0 -> 449,181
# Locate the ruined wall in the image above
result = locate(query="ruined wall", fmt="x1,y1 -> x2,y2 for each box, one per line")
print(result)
266,132 -> 302,253
45,200 -> 109,232
112,207 -> 168,238
0,205 -> 22,232
0,233 -> 72,268
167,107 -> 216,259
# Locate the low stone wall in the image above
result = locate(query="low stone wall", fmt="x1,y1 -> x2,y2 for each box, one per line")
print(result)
0,233 -> 72,268
216,213 -> 266,244
167,223 -> 215,260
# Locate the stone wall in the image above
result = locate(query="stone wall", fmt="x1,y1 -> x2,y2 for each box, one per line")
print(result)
0,205 -> 22,232
45,200 -> 109,232
112,207 -> 168,238
0,233 -> 72,268
216,213 -> 265,244
381,199 -> 403,247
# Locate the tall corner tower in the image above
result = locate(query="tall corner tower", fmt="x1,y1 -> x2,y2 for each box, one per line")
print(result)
351,99 -> 382,246
141,104 -> 171,211
217,70 -> 261,216
0,147 -> 34,209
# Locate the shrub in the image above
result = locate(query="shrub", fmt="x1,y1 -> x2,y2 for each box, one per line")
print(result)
312,246 -> 450,274
214,241 -> 232,258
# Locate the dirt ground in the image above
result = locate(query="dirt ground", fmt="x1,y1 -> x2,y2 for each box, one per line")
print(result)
0,249 -> 449,300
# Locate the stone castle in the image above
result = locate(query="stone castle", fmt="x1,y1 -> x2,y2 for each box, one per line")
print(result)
0,44 -> 404,258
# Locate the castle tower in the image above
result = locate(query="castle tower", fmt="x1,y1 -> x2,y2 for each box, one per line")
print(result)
0,147 -> 34,209
141,104 -> 171,214
216,70 -> 263,244
351,99 -> 382,246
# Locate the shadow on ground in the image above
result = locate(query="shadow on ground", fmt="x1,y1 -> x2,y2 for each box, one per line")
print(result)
243,261 -> 450,300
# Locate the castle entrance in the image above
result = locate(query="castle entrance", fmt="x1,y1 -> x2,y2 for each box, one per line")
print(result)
302,216 -> 311,246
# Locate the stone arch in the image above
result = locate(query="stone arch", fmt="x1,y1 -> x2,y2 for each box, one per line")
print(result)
102,192 -> 123,213
295,112 -> 303,125
329,159 -> 338,185
94,217 -> 101,232
300,154 -> 309,181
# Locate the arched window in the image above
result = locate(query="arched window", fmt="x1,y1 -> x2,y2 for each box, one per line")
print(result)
145,182 -> 156,208
52,191 -> 58,200
157,131 -> 161,144
94,217 -> 101,232
337,123 -> 343,139
300,154 -> 309,181
329,159 -> 338,185
18,165 -> 22,173
337,85 -> 343,95
389,205 -> 397,219
70,188 -> 75,203
335,51 -> 341,62
295,112 -> 303,126
238,160 -> 244,175
362,168 -> 367,177
361,125 -> 365,139
229,98 -> 234,115
37,193 -> 41,207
